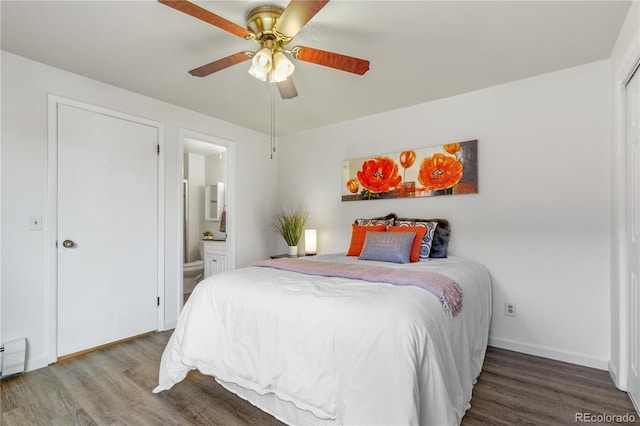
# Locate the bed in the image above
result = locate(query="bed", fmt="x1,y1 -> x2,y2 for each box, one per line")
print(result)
154,217 -> 492,425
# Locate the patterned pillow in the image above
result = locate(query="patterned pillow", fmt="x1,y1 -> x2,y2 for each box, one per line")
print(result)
394,220 -> 438,260
354,213 -> 397,227
428,219 -> 450,258
346,224 -> 387,256
396,218 -> 450,258
359,231 -> 415,264
387,225 -> 428,262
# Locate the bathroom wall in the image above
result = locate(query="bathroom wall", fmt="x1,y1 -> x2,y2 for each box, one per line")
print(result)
204,152 -> 227,240
183,147 -> 227,262
186,153 -> 205,262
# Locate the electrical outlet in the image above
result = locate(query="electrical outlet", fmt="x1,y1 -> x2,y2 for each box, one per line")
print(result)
505,302 -> 516,317
29,216 -> 43,231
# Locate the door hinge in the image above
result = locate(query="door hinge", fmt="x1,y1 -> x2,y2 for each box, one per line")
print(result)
157,144 -> 160,155
157,297 -> 160,307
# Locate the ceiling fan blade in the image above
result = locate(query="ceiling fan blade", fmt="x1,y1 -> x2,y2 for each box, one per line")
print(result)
277,77 -> 298,100
189,52 -> 253,77
291,46 -> 370,75
158,0 -> 252,39
274,0 -> 330,41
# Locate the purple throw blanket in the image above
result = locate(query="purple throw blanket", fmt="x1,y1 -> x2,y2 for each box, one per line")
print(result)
251,258 -> 463,317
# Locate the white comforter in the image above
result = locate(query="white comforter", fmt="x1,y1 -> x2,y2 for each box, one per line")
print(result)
154,254 -> 492,425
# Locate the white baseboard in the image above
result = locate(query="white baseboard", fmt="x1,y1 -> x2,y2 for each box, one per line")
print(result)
25,354 -> 49,373
162,320 -> 177,331
631,392 -> 639,417
488,337 -> 608,371
608,360 -> 630,391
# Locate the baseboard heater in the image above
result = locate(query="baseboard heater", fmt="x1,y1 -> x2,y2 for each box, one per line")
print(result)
0,338 -> 26,380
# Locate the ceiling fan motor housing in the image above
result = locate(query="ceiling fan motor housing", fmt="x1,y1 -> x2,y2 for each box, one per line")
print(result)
247,6 -> 286,46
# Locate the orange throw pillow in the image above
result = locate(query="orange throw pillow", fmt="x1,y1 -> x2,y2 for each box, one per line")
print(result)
388,225 -> 428,262
347,224 -> 387,256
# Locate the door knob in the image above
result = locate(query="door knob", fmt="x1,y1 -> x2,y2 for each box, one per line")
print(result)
62,240 -> 76,248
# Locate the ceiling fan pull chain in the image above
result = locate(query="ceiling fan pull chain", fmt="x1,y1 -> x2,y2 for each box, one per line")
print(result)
270,82 -> 276,159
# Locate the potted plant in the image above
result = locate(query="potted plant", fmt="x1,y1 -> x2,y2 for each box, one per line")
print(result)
270,206 -> 309,256
202,231 -> 214,240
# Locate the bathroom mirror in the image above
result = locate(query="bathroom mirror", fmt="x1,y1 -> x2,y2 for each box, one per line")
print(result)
205,182 -> 224,221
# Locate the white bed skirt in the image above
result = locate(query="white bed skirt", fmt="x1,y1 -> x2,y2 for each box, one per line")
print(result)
217,378 -> 337,426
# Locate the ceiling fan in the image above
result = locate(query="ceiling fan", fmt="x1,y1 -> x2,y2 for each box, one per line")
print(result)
158,0 -> 370,100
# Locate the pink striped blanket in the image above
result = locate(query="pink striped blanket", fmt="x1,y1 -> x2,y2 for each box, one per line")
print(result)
251,258 -> 463,317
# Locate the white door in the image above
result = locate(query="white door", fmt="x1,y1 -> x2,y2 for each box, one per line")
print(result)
57,103 -> 159,357
627,66 -> 640,409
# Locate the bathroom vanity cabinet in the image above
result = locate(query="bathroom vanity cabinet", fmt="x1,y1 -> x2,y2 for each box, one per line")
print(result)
203,240 -> 227,278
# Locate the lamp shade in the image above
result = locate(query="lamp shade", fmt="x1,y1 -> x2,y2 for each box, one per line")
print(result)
271,51 -> 295,82
305,229 -> 317,255
248,47 -> 272,81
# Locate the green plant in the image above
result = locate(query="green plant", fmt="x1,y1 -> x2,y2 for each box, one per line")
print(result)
202,231 -> 213,237
270,206 -> 308,247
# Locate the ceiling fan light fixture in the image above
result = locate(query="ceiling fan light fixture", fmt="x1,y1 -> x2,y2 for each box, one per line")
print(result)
271,51 -> 295,82
248,47 -> 273,81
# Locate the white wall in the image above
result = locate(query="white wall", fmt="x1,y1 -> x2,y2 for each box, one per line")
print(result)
278,60 -> 612,369
609,0 -> 639,389
0,51 -> 279,371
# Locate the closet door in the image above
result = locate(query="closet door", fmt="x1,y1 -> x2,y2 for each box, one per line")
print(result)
57,103 -> 159,357
627,66 -> 640,409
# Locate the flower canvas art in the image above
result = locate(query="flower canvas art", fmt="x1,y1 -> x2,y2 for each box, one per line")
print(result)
341,140 -> 478,201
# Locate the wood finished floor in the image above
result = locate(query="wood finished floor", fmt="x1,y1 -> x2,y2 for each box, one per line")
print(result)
1,331 -> 637,425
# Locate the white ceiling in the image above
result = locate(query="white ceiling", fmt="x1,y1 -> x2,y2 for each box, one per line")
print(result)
1,1 -> 631,136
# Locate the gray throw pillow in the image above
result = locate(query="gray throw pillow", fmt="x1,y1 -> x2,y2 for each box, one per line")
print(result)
359,231 -> 416,264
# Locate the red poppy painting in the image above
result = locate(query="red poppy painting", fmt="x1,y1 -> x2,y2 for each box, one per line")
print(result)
356,157 -> 402,194
418,153 -> 464,191
341,140 -> 477,201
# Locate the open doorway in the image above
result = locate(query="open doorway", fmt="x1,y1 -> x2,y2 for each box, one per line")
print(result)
179,130 -> 236,307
